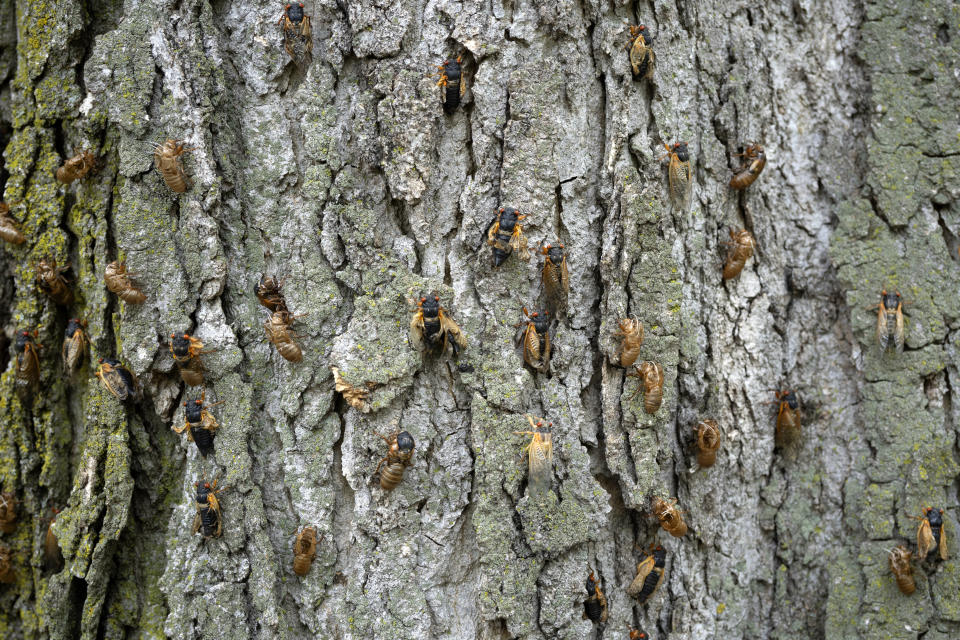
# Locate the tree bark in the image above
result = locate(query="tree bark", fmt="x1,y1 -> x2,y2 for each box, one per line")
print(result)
0,0 -> 958,638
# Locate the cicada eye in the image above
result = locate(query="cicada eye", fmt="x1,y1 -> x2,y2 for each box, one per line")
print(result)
434,296 -> 439,301
194,482 -> 199,488
195,400 -> 202,406
170,333 -> 175,338
499,207 -> 504,213
420,297 -> 426,303
204,483 -> 211,489
183,401 -> 188,407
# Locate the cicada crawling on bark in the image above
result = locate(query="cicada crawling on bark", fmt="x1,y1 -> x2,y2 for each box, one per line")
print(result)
375,430 -> 415,491
652,497 -> 687,537
62,318 -> 88,376
514,307 -> 552,375
721,229 -> 756,280
255,274 -> 287,312
0,492 -> 17,534
695,419 -> 722,468
433,56 -> 464,115
662,142 -> 692,209
192,476 -> 227,539
36,258 -> 73,306
514,415 -> 553,496
0,202 -> 25,245
15,330 -> 41,396
582,571 -> 608,624
628,628 -> 649,640
409,295 -> 467,358
169,332 -> 214,386
0,546 -> 14,583
771,389 -> 801,447
729,143 -> 766,190
539,243 -> 569,318
485,207 -> 530,267
105,261 -> 147,304
888,545 -> 916,595
628,361 -> 664,414
912,507 -> 948,561
870,290 -> 905,353
626,24 -> 655,80
95,357 -> 139,402
614,318 -> 643,368
627,545 -> 666,604
173,390 -> 223,458
264,310 -> 304,363
292,526 -> 318,576
45,508 -> 64,572
153,139 -> 192,193
56,149 -> 97,184
278,2 -> 313,65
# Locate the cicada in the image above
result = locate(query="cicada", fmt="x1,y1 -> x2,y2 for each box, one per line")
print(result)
409,295 -> 467,358
695,419 -> 721,468
434,56 -> 464,115
0,202 -> 25,244
888,545 -> 915,595
0,492 -> 17,534
582,571 -> 608,624
264,310 -> 304,362
652,497 -> 687,537
255,274 -> 287,312
540,243 -> 569,318
375,430 -> 415,491
626,545 -> 666,604
293,526 -> 319,576
153,139 -> 192,193
95,358 -> 139,402
662,142 -> 692,208
514,415 -> 553,496
56,149 -> 97,184
14,330 -> 41,394
515,307 -> 551,375
614,317 -> 644,367
192,476 -> 227,539
331,366 -> 371,412
278,2 -> 313,65
721,229 -> 756,280
485,207 -> 530,267
628,360 -> 664,414
627,24 -> 655,80
62,318 -> 88,376
36,258 -> 73,306
772,389 -> 801,447
169,332 -> 213,386
871,290 -> 905,353
729,143 -> 766,190
913,507 -> 948,561
105,261 -> 147,304
173,390 -> 223,458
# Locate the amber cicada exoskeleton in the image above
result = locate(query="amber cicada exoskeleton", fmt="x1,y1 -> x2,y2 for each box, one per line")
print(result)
95,357 -> 139,402
375,430 -> 415,491
192,476 -> 227,539
695,419 -> 721,468
292,526 -> 318,576
56,149 -> 97,184
582,571 -> 608,624
729,143 -> 766,190
0,546 -> 14,583
0,492 -> 17,534
772,389 -> 801,447
0,202 -> 25,244
36,258 -> 73,306
652,496 -> 687,537
173,390 -> 223,458
721,229 -> 756,280
913,507 -> 948,561
331,366 -> 371,412
255,274 -> 287,312
627,24 -> 655,80
871,290 -> 905,353
153,138 -> 192,193
485,207 -> 530,267
62,318 -> 89,376
627,545 -> 666,604
278,2 -> 313,65
662,142 -> 692,208
888,545 -> 916,595
614,317 -> 643,367
515,307 -> 551,375
264,310 -> 304,363
409,295 -> 467,358
540,243 -> 569,318
434,56 -> 464,115
628,360 -> 664,414
104,261 -> 147,304
514,415 -> 553,496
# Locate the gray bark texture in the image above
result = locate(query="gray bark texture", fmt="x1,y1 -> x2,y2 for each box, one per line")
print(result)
0,0 -> 958,638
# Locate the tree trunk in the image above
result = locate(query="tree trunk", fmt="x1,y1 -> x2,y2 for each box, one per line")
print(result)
0,0 -> 958,638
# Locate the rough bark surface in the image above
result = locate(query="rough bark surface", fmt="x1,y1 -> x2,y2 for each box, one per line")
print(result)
0,0 -> 958,639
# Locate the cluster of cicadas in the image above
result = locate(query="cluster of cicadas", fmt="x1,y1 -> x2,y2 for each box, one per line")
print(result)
887,507 -> 949,596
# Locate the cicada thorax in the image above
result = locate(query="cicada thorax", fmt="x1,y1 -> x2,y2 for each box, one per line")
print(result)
729,144 -> 766,190
540,244 -> 569,318
153,138 -> 192,193
62,318 -> 88,376
888,545 -> 916,595
722,229 -> 756,280
486,207 -> 528,266
627,546 -> 666,603
695,419 -> 721,468
56,150 -> 97,184
663,142 -> 692,208
773,389 -> 801,447
582,571 -> 608,624
436,57 -> 463,115
292,526 -> 318,576
36,258 -> 73,306
627,24 -> 655,80
0,202 -> 25,244
615,317 -> 643,367
376,430 -> 415,491
104,261 -> 147,304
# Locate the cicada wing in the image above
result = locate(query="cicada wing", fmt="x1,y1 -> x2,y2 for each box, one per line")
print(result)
876,305 -> 889,351
511,227 -> 530,261
439,311 -> 467,354
894,305 -> 905,353
409,312 -> 426,351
